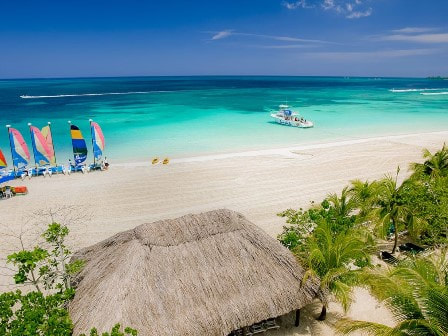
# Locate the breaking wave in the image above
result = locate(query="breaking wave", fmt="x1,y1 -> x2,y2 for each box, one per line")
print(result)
389,88 -> 447,93
19,91 -> 169,99
420,92 -> 448,96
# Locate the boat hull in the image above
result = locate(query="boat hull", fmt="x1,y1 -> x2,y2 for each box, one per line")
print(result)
270,115 -> 314,128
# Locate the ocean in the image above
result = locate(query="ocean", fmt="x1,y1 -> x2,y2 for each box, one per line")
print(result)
0,76 -> 447,165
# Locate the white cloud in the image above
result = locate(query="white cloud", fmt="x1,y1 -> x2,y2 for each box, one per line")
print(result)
208,31 -> 332,44
304,48 -> 439,60
392,27 -> 437,34
211,30 -> 233,40
283,0 -> 314,9
286,0 -> 373,19
379,33 -> 448,43
346,8 -> 372,19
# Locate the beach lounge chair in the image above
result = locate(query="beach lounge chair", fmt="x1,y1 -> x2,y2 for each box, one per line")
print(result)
263,318 -> 280,330
399,243 -> 425,254
4,187 -> 12,199
249,323 -> 266,334
380,251 -> 399,265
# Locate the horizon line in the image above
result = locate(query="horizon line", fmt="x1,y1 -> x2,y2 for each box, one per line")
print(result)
0,74 -> 443,81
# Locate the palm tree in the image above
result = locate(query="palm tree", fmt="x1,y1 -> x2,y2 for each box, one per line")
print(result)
349,180 -> 378,220
301,223 -> 374,321
411,143 -> 448,179
373,168 -> 412,254
336,251 -> 448,336
325,187 -> 358,232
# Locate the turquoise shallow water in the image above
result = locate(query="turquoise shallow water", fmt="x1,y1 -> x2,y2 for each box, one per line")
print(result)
0,76 -> 447,165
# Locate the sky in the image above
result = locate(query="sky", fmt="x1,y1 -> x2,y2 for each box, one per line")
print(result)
0,0 -> 447,78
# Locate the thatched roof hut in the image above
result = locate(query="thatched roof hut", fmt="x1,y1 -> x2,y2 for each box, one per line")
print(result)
70,209 -> 319,335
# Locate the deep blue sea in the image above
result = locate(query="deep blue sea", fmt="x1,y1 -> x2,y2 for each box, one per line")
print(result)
0,76 -> 447,165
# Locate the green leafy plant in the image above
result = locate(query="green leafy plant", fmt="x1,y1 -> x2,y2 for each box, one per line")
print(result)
82,324 -> 138,336
336,251 -> 448,336
301,223 -> 374,320
1,222 -> 137,335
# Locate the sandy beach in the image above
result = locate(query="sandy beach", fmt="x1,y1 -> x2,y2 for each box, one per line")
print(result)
1,130 -> 447,335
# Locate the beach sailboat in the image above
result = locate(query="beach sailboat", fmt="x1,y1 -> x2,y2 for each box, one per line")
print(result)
41,122 -> 57,166
89,119 -> 105,169
69,122 -> 88,172
0,149 -> 14,184
29,124 -> 53,167
28,123 -> 60,176
6,126 -> 31,174
0,149 -> 6,170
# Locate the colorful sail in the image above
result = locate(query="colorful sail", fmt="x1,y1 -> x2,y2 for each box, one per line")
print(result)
90,121 -> 105,161
41,125 -> 56,165
0,149 -> 7,169
30,126 -> 53,166
70,124 -> 88,166
8,128 -> 30,169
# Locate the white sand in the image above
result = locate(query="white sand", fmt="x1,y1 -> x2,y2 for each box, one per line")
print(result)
1,130 -> 446,334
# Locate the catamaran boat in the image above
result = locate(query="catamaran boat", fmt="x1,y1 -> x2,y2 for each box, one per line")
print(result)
270,105 -> 314,128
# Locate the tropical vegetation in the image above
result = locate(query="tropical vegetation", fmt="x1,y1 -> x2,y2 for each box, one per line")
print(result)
278,143 -> 448,324
336,251 -> 448,336
0,222 -> 137,335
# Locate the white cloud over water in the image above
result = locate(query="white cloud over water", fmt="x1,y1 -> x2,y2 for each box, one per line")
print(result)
304,48 -> 439,60
208,31 -> 331,44
283,0 -> 373,19
211,30 -> 234,40
375,27 -> 448,44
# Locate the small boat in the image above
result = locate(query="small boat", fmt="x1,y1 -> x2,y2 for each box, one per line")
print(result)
270,105 -> 314,128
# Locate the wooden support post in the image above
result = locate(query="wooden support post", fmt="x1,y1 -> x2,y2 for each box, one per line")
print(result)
295,309 -> 301,327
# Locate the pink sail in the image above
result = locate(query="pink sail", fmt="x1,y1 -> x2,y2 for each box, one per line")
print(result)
9,128 -> 31,169
30,126 -> 53,166
41,125 -> 56,165
91,121 -> 105,160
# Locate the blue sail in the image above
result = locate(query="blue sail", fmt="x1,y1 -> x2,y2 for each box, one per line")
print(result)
70,125 -> 88,166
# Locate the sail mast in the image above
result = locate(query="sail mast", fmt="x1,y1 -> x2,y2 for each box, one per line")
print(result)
28,123 -> 38,170
89,119 -> 95,167
5,125 -> 15,173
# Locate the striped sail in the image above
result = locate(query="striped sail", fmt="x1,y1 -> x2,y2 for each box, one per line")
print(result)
91,121 -> 105,161
0,149 -> 7,169
30,126 -> 53,166
70,125 -> 88,166
41,125 -> 56,165
8,128 -> 30,169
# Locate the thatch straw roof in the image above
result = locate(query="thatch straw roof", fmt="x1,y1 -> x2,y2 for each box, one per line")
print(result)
70,209 -> 319,336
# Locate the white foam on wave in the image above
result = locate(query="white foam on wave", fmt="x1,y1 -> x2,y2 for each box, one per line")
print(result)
420,91 -> 448,96
19,91 -> 169,99
389,88 -> 447,93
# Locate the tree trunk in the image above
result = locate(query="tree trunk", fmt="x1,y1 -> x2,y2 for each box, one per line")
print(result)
391,218 -> 398,254
317,305 -> 327,321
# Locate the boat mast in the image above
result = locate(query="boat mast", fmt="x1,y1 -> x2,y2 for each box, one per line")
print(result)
28,123 -> 39,171
89,119 -> 96,167
5,125 -> 16,173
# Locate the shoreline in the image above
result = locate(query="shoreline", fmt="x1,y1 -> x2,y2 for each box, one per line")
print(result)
115,129 -> 448,166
